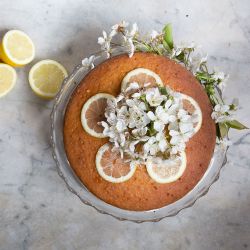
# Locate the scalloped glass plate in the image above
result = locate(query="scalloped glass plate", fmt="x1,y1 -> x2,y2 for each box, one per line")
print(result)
50,46 -> 228,222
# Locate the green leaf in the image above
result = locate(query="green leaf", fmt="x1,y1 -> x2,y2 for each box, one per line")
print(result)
162,40 -> 171,51
226,120 -> 248,130
139,94 -> 146,102
176,52 -> 185,61
163,23 -> 173,50
159,86 -> 168,95
148,121 -> 157,136
219,122 -> 229,138
139,94 -> 150,110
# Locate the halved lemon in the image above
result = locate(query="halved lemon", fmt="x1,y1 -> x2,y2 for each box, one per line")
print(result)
121,68 -> 164,91
96,143 -> 137,183
81,93 -> 115,138
28,60 -> 68,99
0,63 -> 17,98
181,94 -> 202,133
0,30 -> 35,67
146,151 -> 187,183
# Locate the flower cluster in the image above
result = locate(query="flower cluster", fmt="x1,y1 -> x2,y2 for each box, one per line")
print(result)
211,98 -> 238,123
97,21 -> 138,58
96,21 -> 247,148
101,83 -> 198,166
81,21 -> 247,149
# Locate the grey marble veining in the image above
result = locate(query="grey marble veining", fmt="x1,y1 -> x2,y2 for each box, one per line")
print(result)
0,0 -> 250,249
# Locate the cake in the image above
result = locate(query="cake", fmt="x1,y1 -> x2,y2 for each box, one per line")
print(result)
63,52 -> 216,211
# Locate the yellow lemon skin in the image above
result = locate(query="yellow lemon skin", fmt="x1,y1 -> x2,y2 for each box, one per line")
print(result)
0,43 -> 21,67
0,30 -> 35,67
28,59 -> 68,100
0,63 -> 17,98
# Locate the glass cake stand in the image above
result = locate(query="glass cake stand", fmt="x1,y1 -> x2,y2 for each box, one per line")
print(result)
50,46 -> 228,222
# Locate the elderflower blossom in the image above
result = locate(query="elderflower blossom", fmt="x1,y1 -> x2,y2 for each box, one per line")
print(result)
98,22 -> 138,58
123,23 -> 138,57
81,55 -> 95,69
92,20 -> 246,153
171,42 -> 196,58
211,103 -> 234,123
101,83 -> 198,166
188,54 -> 207,74
212,72 -> 229,91
110,21 -> 129,37
150,30 -> 161,40
98,31 -> 112,58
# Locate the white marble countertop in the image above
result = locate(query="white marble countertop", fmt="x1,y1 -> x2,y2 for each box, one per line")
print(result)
0,0 -> 250,249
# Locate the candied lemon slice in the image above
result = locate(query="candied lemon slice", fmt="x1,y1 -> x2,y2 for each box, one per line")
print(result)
81,93 -> 115,138
96,143 -> 137,183
121,68 -> 164,91
181,94 -> 202,134
146,152 -> 187,183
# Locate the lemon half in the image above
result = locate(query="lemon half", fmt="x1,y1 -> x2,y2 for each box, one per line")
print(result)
28,60 -> 68,99
0,63 -> 17,98
0,30 -> 35,67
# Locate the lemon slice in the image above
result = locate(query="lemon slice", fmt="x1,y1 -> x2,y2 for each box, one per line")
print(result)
0,30 -> 35,67
96,143 -> 137,183
146,152 -> 187,183
181,94 -> 202,133
28,59 -> 68,99
81,93 -> 115,138
121,68 -> 164,91
0,63 -> 17,98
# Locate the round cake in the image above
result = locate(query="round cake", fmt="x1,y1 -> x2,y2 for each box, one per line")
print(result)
63,52 -> 216,211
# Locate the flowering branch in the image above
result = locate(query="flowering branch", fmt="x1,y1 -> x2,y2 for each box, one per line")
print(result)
93,21 -> 248,146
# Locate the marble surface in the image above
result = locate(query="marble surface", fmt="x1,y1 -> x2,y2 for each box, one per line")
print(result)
0,0 -> 250,249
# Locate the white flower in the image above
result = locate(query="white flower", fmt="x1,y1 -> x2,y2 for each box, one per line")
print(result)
150,30 -> 160,40
82,55 -> 95,69
128,105 -> 150,129
122,23 -> 138,58
98,31 -> 111,58
145,88 -> 165,107
168,109 -> 194,154
213,72 -> 229,91
143,131 -> 169,156
171,42 -> 196,58
116,119 -> 126,132
125,82 -> 140,93
128,140 -> 139,153
126,98 -> 147,110
110,21 -> 129,37
211,104 -> 232,123
147,104 -> 176,132
132,127 -> 148,137
169,142 -> 186,155
143,137 -> 158,156
213,72 -> 225,81
117,106 -> 129,123
189,54 -> 207,73
156,132 -> 169,152
127,38 -> 135,58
